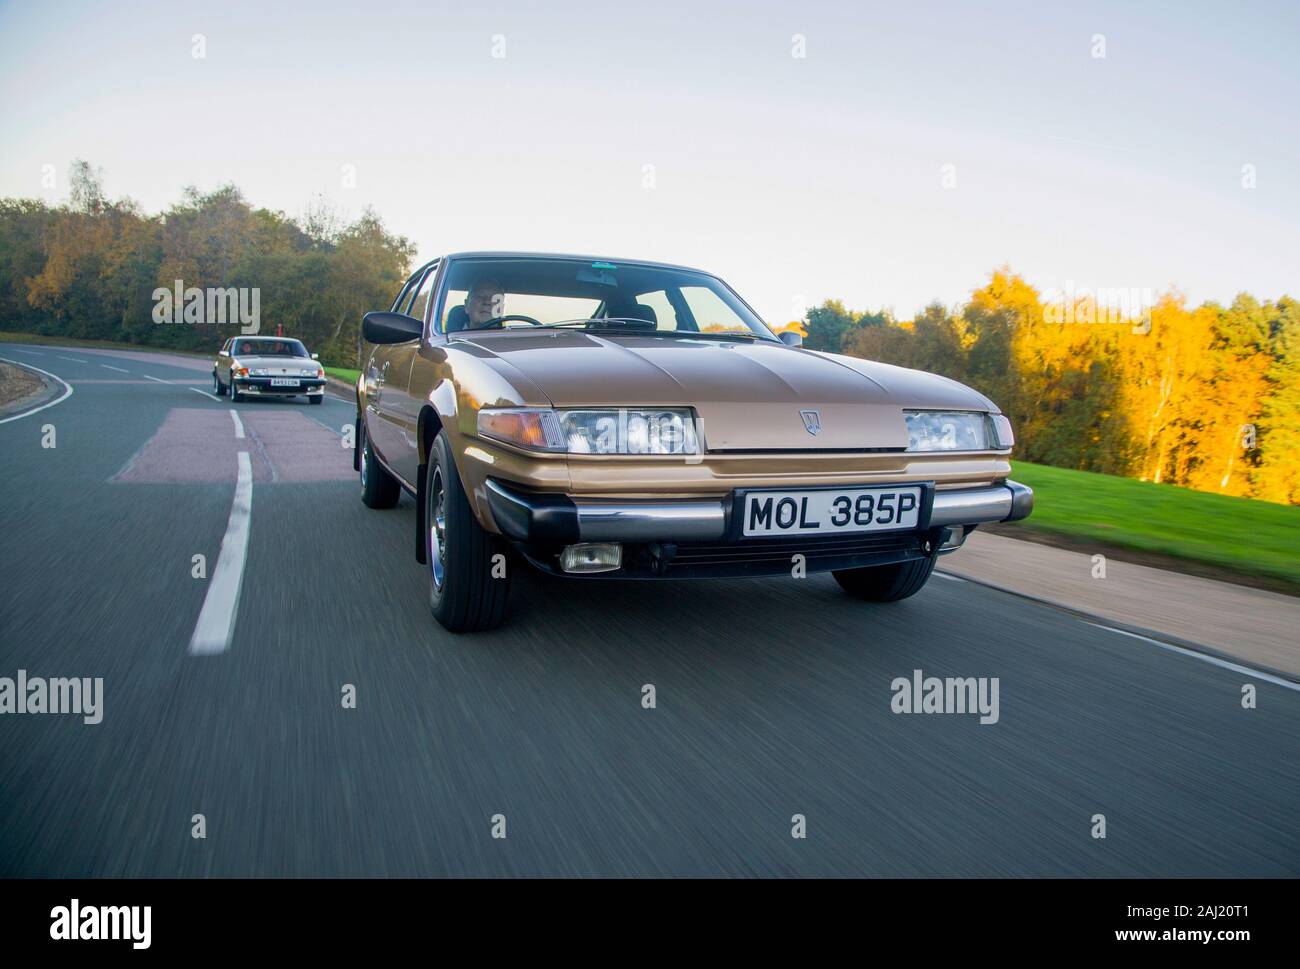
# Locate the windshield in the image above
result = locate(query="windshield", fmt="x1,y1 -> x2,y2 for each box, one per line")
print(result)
232,339 -> 308,357
436,257 -> 776,340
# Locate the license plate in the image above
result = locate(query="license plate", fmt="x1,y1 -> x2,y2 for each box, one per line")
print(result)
741,485 -> 922,537
270,378 -> 299,387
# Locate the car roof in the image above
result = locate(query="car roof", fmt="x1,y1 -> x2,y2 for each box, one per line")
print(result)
440,251 -> 715,276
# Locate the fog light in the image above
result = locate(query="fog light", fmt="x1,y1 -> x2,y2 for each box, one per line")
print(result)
560,543 -> 622,573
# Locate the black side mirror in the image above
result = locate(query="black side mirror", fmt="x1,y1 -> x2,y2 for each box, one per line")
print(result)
362,311 -> 422,345
779,330 -> 803,348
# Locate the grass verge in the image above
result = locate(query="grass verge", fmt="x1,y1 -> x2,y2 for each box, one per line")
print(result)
1000,461 -> 1299,594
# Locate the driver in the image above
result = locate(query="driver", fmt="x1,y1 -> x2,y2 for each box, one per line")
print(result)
466,278 -> 506,328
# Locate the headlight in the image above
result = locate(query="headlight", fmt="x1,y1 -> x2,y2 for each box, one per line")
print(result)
562,409 -> 699,455
250,368 -> 269,376
478,407 -> 700,455
904,410 -> 990,451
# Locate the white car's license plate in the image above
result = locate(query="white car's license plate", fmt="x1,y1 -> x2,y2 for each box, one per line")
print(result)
270,378 -> 300,387
741,485 -> 922,537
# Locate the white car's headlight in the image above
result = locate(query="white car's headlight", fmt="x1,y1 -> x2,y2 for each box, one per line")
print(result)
478,407 -> 699,455
250,368 -> 269,376
904,410 -> 991,451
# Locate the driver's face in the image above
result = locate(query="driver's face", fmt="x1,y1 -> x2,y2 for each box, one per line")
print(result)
467,285 -> 504,326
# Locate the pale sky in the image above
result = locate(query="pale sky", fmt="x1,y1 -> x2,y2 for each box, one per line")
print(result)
1,0 -> 1296,323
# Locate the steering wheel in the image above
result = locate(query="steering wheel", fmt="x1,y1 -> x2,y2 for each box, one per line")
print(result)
475,314 -> 542,329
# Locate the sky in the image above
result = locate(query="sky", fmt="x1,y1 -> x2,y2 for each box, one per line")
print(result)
1,0 -> 1296,323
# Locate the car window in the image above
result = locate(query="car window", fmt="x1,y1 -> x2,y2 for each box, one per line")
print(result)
630,290 -> 679,330
679,285 -> 751,334
435,257 -> 776,339
391,269 -> 423,313
233,340 -> 307,357
407,265 -> 438,324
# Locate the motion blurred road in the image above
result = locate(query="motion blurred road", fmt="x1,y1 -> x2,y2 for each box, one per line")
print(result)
1,343 -> 1296,876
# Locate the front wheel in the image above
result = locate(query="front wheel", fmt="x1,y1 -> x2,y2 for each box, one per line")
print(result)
230,382 -> 242,403
358,417 -> 400,509
213,372 -> 227,397
308,394 -> 323,405
833,553 -> 938,602
426,430 -> 510,632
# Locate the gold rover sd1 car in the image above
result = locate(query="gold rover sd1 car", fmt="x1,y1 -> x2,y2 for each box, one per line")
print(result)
355,253 -> 1032,632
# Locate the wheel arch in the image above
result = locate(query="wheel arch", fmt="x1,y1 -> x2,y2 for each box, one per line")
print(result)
414,393 -> 453,565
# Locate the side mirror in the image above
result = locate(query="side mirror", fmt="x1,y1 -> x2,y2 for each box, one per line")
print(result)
311,353 -> 320,360
362,311 -> 423,345
218,350 -> 229,357
779,330 -> 803,348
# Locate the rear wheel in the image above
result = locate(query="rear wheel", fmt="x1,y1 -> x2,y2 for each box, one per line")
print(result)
426,430 -> 510,632
833,553 -> 938,602
358,416 -> 400,509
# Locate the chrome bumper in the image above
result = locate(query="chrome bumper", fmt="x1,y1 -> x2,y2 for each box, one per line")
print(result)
486,479 -> 1032,544
930,479 -> 1033,527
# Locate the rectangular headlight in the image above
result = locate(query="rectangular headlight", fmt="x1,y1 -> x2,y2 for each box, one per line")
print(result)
477,407 -> 699,455
904,410 -> 989,451
560,409 -> 699,455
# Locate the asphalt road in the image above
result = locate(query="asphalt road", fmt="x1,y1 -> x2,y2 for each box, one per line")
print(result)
1,343 -> 1296,877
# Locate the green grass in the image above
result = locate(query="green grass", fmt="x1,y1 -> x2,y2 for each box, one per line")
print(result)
1007,460 -> 1300,590
324,366 -> 360,385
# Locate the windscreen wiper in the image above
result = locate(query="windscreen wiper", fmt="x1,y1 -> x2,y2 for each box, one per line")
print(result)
542,318 -> 659,330
645,329 -> 761,341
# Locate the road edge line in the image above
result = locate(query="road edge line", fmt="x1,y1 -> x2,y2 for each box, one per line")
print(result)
0,356 -> 74,425
935,567 -> 1300,687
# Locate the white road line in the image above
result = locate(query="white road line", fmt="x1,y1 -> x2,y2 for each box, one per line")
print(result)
142,374 -> 170,384
0,356 -> 74,424
230,409 -> 245,439
189,387 -> 220,401
1082,621 -> 1300,692
8,348 -> 42,356
189,451 -> 253,656
101,364 -> 129,373
933,571 -> 966,582
59,355 -> 89,363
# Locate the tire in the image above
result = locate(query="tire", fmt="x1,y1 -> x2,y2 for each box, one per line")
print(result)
426,430 -> 510,632
213,371 -> 227,397
833,553 -> 938,602
230,382 -> 242,403
308,394 -> 323,405
358,416 -> 400,509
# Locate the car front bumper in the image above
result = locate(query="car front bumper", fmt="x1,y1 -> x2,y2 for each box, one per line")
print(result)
233,376 -> 325,395
486,478 -> 1032,547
